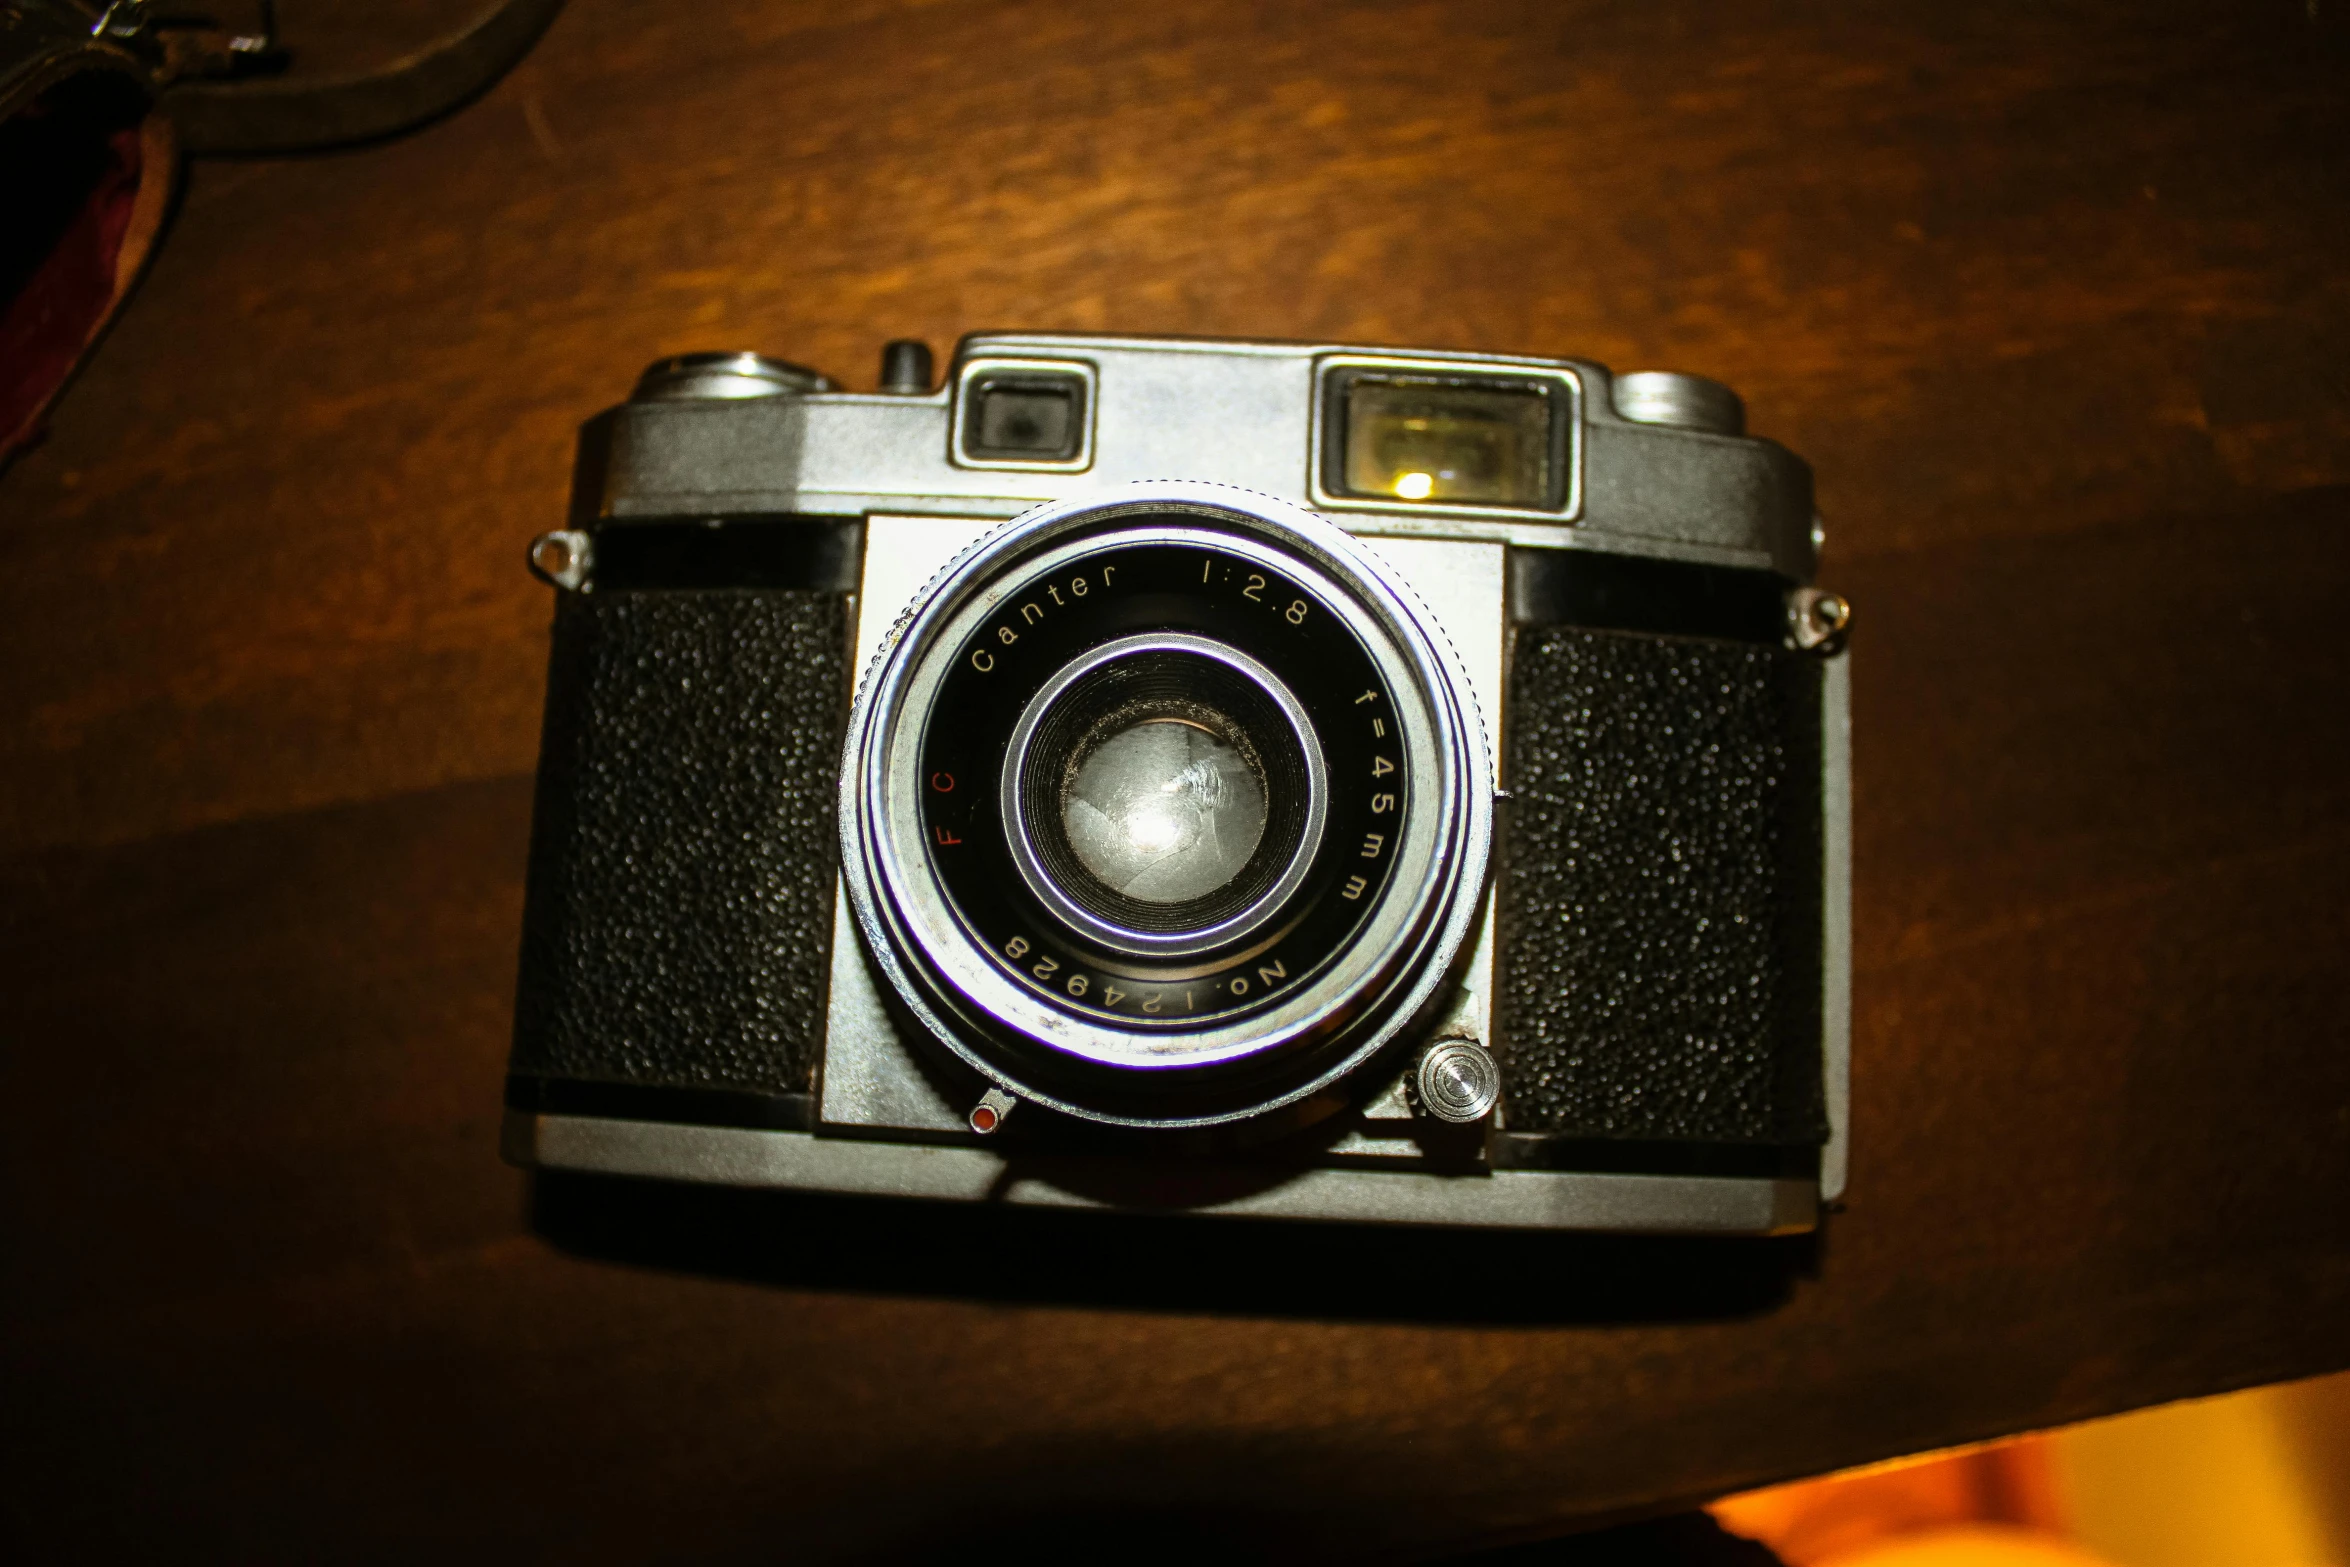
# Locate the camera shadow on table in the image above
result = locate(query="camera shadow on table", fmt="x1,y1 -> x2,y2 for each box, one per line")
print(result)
526,1169 -> 1820,1326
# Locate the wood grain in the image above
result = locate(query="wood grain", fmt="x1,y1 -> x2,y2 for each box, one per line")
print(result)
3,1 -> 2347,1558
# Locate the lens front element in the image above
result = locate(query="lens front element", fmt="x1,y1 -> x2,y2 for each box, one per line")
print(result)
841,483 -> 1492,1129
1067,715 -> 1265,901
1000,633 -> 1328,959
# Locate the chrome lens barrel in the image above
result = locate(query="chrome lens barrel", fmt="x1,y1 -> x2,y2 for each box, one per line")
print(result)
840,482 -> 1491,1129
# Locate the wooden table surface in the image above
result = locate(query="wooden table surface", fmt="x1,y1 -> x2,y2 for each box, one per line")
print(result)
5,1 -> 2348,1559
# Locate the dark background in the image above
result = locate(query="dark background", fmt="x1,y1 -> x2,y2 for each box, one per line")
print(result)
4,1 -> 2348,1559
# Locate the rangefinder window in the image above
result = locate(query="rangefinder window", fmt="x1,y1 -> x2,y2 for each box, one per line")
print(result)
964,371 -> 1086,461
1332,373 -> 1558,508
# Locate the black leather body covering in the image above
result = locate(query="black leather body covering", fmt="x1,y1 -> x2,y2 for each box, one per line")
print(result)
1497,623 -> 1827,1147
511,589 -> 848,1100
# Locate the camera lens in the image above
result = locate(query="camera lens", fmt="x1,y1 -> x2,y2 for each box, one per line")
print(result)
1000,635 -> 1326,956
842,482 -> 1492,1129
1066,716 -> 1265,902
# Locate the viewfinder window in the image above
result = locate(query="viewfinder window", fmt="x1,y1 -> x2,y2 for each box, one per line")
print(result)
965,372 -> 1086,461
1335,375 -> 1555,507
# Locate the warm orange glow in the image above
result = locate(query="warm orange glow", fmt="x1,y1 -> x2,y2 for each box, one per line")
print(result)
1810,1527 -> 2117,1567
1710,1370 -> 2350,1567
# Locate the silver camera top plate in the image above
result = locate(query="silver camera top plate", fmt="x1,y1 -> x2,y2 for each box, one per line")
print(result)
586,333 -> 1819,581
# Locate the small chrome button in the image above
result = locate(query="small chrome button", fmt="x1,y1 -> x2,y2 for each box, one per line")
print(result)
879,339 -> 935,394
1411,1039 -> 1501,1124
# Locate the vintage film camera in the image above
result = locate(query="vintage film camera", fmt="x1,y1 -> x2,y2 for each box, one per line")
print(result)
502,334 -> 1852,1234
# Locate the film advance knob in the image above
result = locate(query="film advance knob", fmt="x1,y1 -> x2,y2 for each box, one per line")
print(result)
1412,1039 -> 1501,1124
1612,370 -> 1746,436
629,351 -> 834,402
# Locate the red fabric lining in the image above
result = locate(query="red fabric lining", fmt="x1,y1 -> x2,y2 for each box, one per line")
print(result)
1,124 -> 145,457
